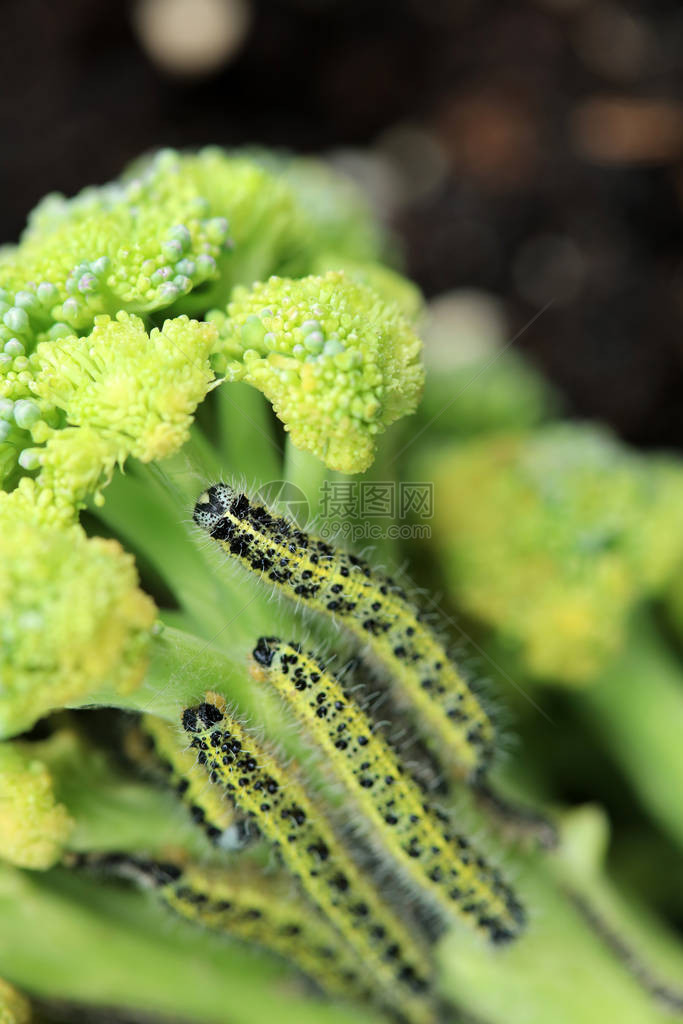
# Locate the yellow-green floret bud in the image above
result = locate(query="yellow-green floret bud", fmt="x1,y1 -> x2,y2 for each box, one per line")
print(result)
0,978 -> 31,1024
0,477 -> 75,527
312,254 -> 424,322
169,149 -> 309,301
0,492 -> 156,737
119,148 -> 392,311
428,423 -> 683,684
251,151 -> 387,266
18,312 -> 216,504
0,150 -> 231,336
212,271 -> 424,473
0,742 -> 73,869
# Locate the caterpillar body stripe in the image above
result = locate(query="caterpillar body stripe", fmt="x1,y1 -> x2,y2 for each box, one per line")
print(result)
182,695 -> 436,1024
193,483 -> 494,781
69,853 -> 375,1007
128,716 -> 250,850
250,638 -> 524,943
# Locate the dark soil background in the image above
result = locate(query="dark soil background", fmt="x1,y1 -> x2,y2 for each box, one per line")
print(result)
1,0 -> 682,449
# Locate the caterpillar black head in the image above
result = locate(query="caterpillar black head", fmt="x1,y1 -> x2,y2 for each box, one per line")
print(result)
193,483 -> 234,532
252,636 -> 281,668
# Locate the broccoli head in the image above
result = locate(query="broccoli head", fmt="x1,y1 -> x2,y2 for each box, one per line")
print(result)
0,488 -> 156,737
211,271 -> 424,473
428,423 -> 683,683
0,741 -> 73,869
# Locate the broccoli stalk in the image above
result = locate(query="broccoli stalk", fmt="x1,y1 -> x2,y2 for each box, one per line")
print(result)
580,611 -> 683,849
438,804 -> 683,1024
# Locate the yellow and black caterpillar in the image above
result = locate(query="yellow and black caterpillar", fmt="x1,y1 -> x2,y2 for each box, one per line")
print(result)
182,694 -> 436,1024
68,853 -> 378,1008
194,483 -> 494,782
250,637 -> 524,943
126,715 -> 250,850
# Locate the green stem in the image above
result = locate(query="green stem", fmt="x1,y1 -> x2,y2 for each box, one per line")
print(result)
215,381 -> 282,484
354,427 -> 402,566
79,626 -> 261,723
24,733 -> 209,859
77,625 -> 324,774
438,830 -> 682,1024
101,440 -> 281,639
578,610 -> 683,850
283,440 -> 330,523
93,471 -> 228,636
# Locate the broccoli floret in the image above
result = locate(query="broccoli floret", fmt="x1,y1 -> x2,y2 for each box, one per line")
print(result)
168,148 -> 310,306
125,147 -> 390,313
311,253 -> 424,322
211,270 -> 424,473
250,150 -> 388,266
1,148 -> 414,496
0,150 -> 231,336
2,312 -> 216,501
428,423 -> 683,683
0,489 -> 156,737
0,741 -> 73,869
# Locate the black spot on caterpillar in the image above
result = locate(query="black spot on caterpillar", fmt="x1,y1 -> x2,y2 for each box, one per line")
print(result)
250,638 -> 525,943
68,852 -> 376,1008
194,483 -> 494,781
182,693 -> 436,1024
129,715 -> 251,850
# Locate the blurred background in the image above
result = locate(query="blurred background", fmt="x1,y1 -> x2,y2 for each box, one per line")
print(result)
2,0 -> 682,451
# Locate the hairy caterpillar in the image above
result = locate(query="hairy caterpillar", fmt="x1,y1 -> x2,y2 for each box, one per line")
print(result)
128,715 -> 250,850
182,696 -> 436,1024
69,853 -> 375,1007
250,637 -> 524,943
193,483 -> 494,781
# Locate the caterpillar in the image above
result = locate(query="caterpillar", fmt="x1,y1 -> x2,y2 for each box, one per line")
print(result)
68,853 -> 375,1008
193,483 -> 494,782
250,637 -> 524,943
182,695 -> 436,1024
127,715 -> 251,850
